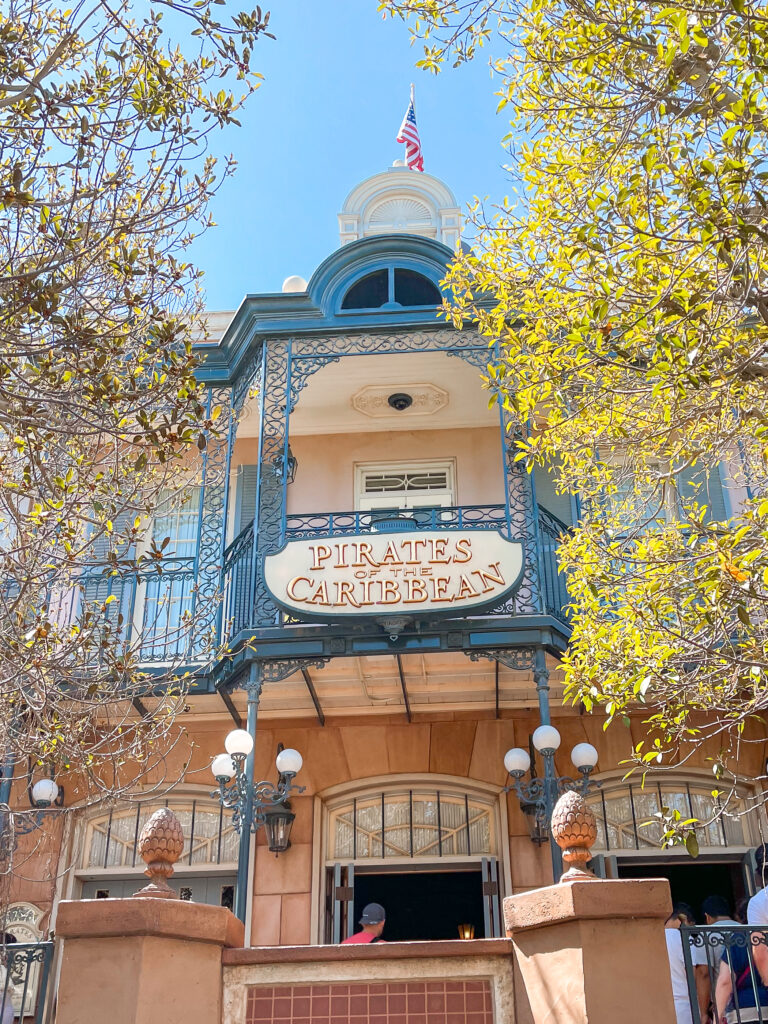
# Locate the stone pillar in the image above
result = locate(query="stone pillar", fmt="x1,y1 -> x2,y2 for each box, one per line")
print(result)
504,876 -> 675,1023
54,899 -> 244,1024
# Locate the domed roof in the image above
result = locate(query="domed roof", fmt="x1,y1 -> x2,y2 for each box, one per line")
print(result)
338,164 -> 461,249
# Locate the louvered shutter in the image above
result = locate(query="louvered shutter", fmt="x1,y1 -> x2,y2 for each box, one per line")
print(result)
233,465 -> 259,535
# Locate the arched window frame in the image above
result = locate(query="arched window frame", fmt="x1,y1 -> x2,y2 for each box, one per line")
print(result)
73,788 -> 238,880
337,262 -> 443,314
588,771 -> 762,857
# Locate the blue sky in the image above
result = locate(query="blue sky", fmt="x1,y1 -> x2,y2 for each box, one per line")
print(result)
188,0 -> 511,310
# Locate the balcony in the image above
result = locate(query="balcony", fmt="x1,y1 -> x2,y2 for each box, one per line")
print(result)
221,503 -> 571,643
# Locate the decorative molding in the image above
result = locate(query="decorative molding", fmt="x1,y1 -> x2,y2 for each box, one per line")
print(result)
351,382 -> 448,419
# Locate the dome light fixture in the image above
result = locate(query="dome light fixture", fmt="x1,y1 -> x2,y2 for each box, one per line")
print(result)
387,392 -> 413,411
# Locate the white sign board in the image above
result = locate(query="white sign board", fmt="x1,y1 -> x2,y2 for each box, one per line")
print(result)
264,530 -> 523,618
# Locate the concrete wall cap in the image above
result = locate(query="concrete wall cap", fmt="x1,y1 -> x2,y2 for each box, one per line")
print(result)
55,898 -> 244,948
223,938 -> 514,966
504,878 -> 672,934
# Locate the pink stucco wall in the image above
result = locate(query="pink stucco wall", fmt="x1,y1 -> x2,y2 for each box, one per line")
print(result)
232,427 -> 504,515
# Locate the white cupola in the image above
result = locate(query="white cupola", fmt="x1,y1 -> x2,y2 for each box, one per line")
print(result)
338,163 -> 461,249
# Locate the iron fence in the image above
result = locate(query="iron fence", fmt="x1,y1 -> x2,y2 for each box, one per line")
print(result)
0,941 -> 54,1023
682,925 -> 768,1024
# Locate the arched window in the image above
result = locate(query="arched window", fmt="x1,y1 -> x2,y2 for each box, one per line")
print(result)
340,268 -> 441,311
83,797 -> 237,869
327,785 -> 496,861
394,269 -> 441,307
341,270 -> 388,310
588,779 -> 755,853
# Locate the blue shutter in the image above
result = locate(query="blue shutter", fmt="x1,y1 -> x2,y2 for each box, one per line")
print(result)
533,463 -> 574,526
677,463 -> 728,522
233,465 -> 259,535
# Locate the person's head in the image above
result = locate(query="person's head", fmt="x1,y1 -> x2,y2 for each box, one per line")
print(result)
359,903 -> 386,937
702,895 -> 732,924
666,902 -> 696,928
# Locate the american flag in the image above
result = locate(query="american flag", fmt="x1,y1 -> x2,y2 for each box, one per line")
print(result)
396,85 -> 424,172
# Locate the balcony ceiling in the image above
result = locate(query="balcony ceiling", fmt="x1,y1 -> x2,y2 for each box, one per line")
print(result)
181,652 -> 566,721
237,353 -> 498,437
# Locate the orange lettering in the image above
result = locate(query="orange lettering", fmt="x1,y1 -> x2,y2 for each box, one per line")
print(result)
472,562 -> 505,593
455,574 -> 480,600
429,538 -> 450,563
352,541 -> 379,567
309,543 -> 332,570
380,540 -> 403,566
453,537 -> 472,563
380,579 -> 401,604
431,577 -> 452,602
336,580 -> 361,608
404,578 -> 428,603
308,581 -> 330,605
287,576 -> 311,602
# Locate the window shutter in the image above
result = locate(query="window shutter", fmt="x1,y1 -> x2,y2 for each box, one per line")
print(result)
677,464 -> 728,522
533,463 -> 573,526
233,465 -> 259,535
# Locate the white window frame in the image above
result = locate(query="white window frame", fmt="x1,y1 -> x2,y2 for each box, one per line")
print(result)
354,459 -> 456,511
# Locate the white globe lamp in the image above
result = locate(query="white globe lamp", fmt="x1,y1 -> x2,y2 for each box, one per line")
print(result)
275,748 -> 302,777
31,777 -> 59,807
211,753 -> 236,780
571,743 -> 599,772
503,748 -> 531,777
225,729 -> 254,757
532,725 -> 562,754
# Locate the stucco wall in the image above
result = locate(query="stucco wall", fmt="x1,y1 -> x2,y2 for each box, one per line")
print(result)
232,427 -> 505,515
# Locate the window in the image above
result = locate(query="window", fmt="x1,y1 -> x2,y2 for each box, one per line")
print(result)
78,798 -> 237,910
341,270 -> 388,309
139,486 -> 201,660
394,269 -> 441,307
355,460 -> 455,512
341,268 -> 441,310
328,787 -> 496,861
588,780 -> 754,853
83,798 -> 237,869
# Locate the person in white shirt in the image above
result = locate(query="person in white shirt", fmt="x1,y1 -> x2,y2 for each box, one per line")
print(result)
748,846 -> 768,925
666,904 -> 710,1024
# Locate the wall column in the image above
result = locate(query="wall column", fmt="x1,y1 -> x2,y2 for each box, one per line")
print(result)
504,878 -> 675,1023
54,899 -> 243,1024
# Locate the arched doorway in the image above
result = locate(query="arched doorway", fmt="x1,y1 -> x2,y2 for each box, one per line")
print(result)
320,777 -> 507,942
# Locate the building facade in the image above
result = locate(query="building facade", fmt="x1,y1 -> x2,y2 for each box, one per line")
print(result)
3,164 -> 766,958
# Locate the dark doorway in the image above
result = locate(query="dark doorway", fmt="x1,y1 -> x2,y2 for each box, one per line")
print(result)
353,870 -> 485,942
617,860 -> 745,922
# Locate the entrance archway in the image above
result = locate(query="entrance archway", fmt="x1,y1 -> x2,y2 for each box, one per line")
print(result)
320,777 -> 508,942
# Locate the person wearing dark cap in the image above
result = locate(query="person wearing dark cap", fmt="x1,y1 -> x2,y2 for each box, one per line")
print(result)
341,903 -> 386,944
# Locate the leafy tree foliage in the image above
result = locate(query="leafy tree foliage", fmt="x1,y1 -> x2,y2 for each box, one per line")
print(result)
0,0 -> 271,815
382,0 -> 768,826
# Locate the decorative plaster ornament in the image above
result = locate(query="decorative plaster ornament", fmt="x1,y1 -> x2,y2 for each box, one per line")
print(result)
352,383 -> 448,419
551,790 -> 598,882
133,807 -> 184,898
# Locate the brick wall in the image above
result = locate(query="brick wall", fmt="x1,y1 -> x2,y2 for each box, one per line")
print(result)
246,980 -> 493,1024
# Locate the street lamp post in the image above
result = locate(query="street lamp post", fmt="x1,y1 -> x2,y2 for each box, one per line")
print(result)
0,768 -> 64,860
212,729 -> 304,923
503,728 -> 599,879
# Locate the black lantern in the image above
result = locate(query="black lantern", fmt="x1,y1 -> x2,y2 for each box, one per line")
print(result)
273,445 -> 298,485
262,800 -> 295,854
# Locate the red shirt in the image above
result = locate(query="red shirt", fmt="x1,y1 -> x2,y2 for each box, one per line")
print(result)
341,931 -> 383,944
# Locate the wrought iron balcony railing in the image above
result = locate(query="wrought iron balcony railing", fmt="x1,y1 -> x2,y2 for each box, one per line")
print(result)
221,503 -> 571,640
